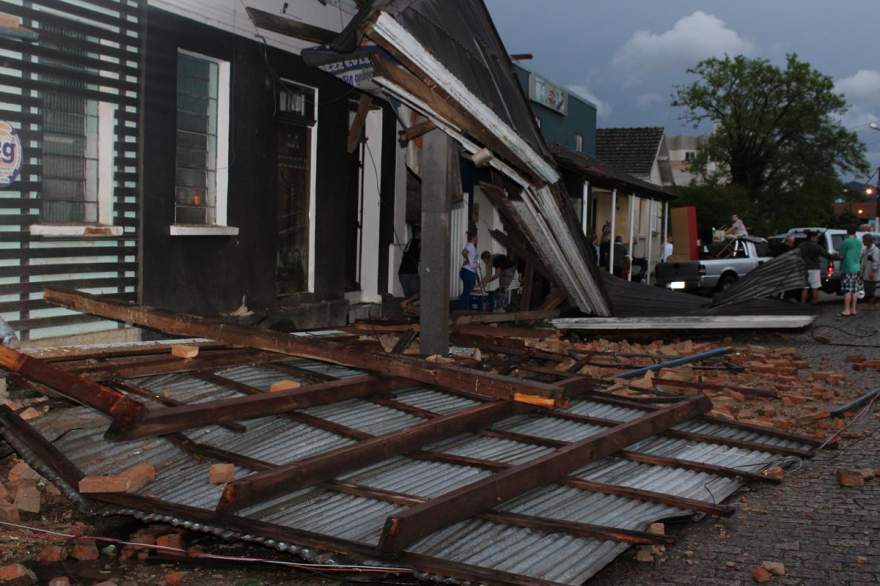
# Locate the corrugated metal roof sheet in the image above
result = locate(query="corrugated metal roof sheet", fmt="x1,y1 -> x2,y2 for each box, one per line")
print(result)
11,354 -> 814,586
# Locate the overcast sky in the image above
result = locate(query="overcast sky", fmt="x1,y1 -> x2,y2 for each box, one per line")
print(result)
486,0 -> 880,182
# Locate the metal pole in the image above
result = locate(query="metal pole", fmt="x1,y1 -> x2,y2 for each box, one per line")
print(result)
627,194 -> 635,281
662,201 -> 669,261
646,199 -> 655,284
581,180 -> 590,235
618,347 -> 732,379
608,188 -> 617,274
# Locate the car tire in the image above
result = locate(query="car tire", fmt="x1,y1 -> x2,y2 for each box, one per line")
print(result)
717,274 -> 738,292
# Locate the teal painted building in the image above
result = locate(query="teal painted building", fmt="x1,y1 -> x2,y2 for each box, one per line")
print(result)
513,64 -> 597,156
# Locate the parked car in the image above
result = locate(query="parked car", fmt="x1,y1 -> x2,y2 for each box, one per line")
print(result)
781,227 -> 880,294
655,237 -> 771,294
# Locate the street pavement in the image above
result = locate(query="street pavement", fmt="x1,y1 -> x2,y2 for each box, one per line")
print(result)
591,298 -> 880,586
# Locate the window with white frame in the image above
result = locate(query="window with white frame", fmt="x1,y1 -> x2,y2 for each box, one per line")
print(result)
684,150 -> 696,163
575,133 -> 583,153
42,95 -> 116,224
174,50 -> 230,227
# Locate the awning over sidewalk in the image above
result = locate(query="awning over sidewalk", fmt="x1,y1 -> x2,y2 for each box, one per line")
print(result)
550,144 -> 677,202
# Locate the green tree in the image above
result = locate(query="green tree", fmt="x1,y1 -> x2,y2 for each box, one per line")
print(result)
672,54 -> 869,234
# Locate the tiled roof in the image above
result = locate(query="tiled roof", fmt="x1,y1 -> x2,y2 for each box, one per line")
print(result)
596,127 -> 665,177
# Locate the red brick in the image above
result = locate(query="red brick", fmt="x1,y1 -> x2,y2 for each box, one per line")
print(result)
93,582 -> 117,586
860,468 -> 875,480
119,462 -> 156,492
129,533 -> 156,550
0,481 -> 9,503
208,463 -> 234,485
164,571 -> 186,585
70,540 -> 99,561
18,407 -> 42,421
0,564 -> 36,585
761,561 -> 785,576
0,503 -> 19,523
761,466 -> 785,481
78,475 -> 131,494
47,578 -> 70,586
36,544 -> 67,563
836,469 -> 865,488
751,565 -> 772,583
846,354 -> 866,363
7,462 -> 38,484
13,482 -> 40,514
269,379 -> 302,393
171,344 -> 199,359
156,533 -> 184,556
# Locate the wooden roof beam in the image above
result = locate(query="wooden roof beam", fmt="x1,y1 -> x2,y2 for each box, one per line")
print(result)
377,395 -> 711,556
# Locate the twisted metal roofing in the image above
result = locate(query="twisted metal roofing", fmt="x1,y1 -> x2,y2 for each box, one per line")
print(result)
20,357 -> 813,585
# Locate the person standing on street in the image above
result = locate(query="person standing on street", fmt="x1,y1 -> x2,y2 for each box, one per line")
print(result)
860,234 -> 880,310
459,231 -> 479,310
797,231 -> 830,304
838,227 -> 863,317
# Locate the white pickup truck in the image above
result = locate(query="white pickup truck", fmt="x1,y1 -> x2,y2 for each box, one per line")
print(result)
655,237 -> 772,293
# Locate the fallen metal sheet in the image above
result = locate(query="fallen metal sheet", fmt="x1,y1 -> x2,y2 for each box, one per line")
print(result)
0,343 -> 820,586
712,249 -> 808,307
552,315 -> 817,332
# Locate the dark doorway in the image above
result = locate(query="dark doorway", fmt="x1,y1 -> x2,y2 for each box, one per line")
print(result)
275,81 -> 316,296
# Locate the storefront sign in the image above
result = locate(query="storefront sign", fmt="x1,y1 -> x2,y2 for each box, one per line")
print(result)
0,121 -> 21,186
528,72 -> 568,115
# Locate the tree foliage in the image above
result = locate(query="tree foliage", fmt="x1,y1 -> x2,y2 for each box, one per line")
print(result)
672,54 -> 869,234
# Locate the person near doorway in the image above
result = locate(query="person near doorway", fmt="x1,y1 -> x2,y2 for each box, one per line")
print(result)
481,251 -> 516,310
839,227 -> 863,317
662,235 -> 674,262
459,231 -> 479,310
612,236 -> 627,278
798,231 -> 830,305
397,227 -> 421,298
724,214 -> 748,238
860,233 -> 879,310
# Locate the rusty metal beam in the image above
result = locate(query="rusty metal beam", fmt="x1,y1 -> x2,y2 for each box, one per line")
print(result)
108,375 -> 411,440
216,401 -> 517,513
377,396 -> 711,556
43,287 -> 565,404
0,346 -> 144,428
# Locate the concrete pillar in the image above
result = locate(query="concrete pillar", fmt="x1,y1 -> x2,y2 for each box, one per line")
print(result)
419,129 -> 453,355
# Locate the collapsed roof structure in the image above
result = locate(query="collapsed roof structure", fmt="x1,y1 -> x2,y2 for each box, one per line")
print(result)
0,287 -> 824,586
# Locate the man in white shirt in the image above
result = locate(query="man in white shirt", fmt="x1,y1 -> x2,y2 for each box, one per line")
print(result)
725,214 -> 748,238
459,231 -> 479,310
662,236 -> 674,262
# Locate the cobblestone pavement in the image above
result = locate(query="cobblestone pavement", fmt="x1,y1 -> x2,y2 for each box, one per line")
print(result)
591,299 -> 880,586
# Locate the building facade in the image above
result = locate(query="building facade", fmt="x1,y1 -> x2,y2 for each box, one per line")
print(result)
0,0 -> 417,343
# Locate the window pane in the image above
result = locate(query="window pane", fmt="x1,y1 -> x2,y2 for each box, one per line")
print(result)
175,52 -> 218,225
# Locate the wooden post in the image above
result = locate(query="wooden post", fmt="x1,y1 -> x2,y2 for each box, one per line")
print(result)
646,199 -> 656,284
419,129 -> 453,355
627,194 -> 635,281
608,188 -> 617,274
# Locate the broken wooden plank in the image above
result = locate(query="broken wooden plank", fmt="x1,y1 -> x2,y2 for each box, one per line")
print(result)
107,375 -> 413,440
43,287 -> 565,403
0,346 -> 144,428
398,119 -> 436,143
347,94 -> 373,153
245,6 -> 337,44
109,380 -> 247,434
452,308 -> 559,326
216,401 -> 516,513
377,396 -> 711,555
